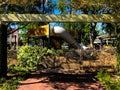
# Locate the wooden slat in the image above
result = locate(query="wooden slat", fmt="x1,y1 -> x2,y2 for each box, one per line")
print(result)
0,14 -> 120,22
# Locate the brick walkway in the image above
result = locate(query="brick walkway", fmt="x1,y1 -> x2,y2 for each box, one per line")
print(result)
17,73 -> 107,90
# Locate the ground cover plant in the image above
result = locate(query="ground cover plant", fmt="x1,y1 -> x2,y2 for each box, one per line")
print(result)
96,71 -> 120,90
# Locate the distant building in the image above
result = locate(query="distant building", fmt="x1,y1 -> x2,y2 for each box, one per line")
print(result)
7,29 -> 18,50
97,34 -> 116,45
94,37 -> 102,50
94,34 -> 116,50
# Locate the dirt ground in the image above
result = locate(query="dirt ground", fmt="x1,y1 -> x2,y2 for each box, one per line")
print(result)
7,46 -> 117,90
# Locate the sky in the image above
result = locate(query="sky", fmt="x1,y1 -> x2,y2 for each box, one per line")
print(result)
10,22 -> 18,29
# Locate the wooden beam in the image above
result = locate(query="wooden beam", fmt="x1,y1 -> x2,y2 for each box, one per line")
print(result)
0,14 -> 120,22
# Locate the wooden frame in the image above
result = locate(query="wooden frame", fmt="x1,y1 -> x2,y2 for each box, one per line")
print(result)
0,14 -> 120,22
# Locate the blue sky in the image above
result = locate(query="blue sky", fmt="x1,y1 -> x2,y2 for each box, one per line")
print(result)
10,23 -> 18,29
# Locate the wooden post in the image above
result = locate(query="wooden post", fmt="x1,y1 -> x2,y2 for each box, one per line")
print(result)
0,22 -> 7,77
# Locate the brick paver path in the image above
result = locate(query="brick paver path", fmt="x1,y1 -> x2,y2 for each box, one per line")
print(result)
17,73 -> 107,90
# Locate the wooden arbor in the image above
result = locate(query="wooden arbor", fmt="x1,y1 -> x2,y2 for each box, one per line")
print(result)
0,14 -> 120,22
0,14 -> 120,77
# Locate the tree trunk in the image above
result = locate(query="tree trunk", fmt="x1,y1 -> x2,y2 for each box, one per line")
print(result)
0,22 -> 7,77
89,23 -> 97,48
89,23 -> 94,48
43,0 -> 45,14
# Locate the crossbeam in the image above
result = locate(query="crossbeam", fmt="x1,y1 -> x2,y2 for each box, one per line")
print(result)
0,14 -> 120,22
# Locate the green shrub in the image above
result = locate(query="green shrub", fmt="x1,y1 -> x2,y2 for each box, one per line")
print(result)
1,77 -> 24,90
17,45 -> 48,71
117,53 -> 120,75
96,71 -> 120,90
8,45 -> 61,73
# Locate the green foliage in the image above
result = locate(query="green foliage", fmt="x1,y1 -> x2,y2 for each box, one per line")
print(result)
117,50 -> 120,75
115,23 -> 120,74
57,0 -> 67,14
1,77 -> 24,90
95,71 -> 111,86
96,71 -> 120,90
46,48 -> 59,56
18,29 -> 28,43
9,45 -> 60,73
1,0 -> 55,14
81,23 -> 90,44
17,45 -> 48,71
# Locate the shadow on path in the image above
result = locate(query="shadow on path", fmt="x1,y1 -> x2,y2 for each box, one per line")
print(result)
17,72 -> 107,90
